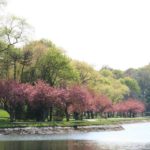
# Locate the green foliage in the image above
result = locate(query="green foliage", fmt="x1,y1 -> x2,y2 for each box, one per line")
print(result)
120,77 -> 141,98
0,16 -> 31,52
36,46 -> 79,86
72,60 -> 99,86
93,69 -> 129,103
95,79 -> 129,103
9,48 -> 22,80
23,39 -> 52,63
0,109 -> 9,118
0,46 -> 23,80
100,69 -> 113,77
125,65 -> 150,103
112,69 -> 124,79
0,10 -> 32,80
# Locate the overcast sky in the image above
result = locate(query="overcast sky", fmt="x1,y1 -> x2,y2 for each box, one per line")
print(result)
5,0 -> 150,70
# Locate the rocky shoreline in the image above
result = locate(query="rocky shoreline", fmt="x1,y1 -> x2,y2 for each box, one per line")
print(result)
0,125 -> 124,135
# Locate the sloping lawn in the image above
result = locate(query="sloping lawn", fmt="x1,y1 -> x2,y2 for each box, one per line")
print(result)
0,117 -> 149,128
0,109 -> 10,118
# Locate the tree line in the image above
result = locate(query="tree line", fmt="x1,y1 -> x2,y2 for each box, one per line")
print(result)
0,80 -> 145,122
0,0 -> 148,121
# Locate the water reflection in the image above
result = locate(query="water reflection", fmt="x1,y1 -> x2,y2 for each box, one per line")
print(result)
0,123 -> 150,150
0,141 -> 150,150
0,141 -> 99,150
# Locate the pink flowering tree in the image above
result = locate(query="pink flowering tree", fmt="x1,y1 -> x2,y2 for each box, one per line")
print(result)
27,80 -> 56,121
68,85 -> 92,120
125,98 -> 145,117
94,94 -> 112,118
113,98 -> 145,117
56,88 -> 72,121
0,80 -> 27,121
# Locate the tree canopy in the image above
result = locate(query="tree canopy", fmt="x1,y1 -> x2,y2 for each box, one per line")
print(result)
0,0 -> 148,122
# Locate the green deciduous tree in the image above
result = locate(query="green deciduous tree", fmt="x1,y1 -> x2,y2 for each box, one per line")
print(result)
125,65 -> 150,103
37,47 -> 78,86
0,14 -> 32,80
20,49 -> 33,82
72,60 -> 100,88
120,77 -> 141,98
93,69 -> 129,103
0,16 -> 31,53
9,48 -> 21,80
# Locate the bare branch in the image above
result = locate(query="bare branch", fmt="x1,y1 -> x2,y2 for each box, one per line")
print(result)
0,15 -> 32,53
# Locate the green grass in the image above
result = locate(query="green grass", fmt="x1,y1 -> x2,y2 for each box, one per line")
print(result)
0,117 -> 149,128
0,109 -> 10,118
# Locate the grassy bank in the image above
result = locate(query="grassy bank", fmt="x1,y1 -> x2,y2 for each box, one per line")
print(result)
0,109 -> 149,128
0,117 -> 149,128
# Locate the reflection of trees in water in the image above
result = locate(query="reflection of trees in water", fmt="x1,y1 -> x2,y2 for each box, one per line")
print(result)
0,141 -> 149,150
0,141 -> 106,150
67,141 -> 104,150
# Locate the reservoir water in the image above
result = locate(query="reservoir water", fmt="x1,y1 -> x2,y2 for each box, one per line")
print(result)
0,122 -> 150,150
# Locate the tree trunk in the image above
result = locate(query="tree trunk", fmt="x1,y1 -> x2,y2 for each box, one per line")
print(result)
6,50 -> 10,79
10,110 -> 15,122
49,106 -> 53,121
74,112 -> 79,120
90,111 -> 94,119
65,107 -> 69,121
21,64 -> 25,82
14,61 -> 17,80
87,111 -> 90,119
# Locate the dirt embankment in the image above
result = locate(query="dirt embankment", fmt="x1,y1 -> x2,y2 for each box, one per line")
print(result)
0,125 -> 124,135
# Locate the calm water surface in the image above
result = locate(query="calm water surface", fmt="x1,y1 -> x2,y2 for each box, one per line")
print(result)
0,122 -> 150,150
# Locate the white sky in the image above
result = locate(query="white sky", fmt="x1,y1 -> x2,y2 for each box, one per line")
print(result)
4,0 -> 150,70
